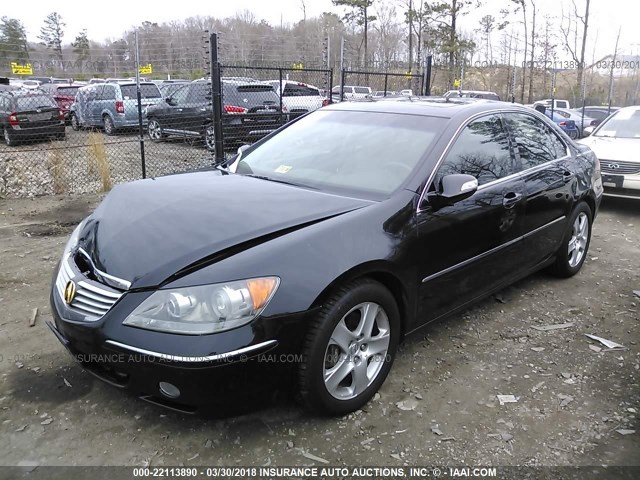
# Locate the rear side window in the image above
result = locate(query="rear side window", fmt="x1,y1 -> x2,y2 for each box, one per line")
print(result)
354,87 -> 370,94
100,86 -> 116,100
436,114 -> 515,186
556,101 -> 569,108
503,113 -> 567,169
120,84 -> 161,100
188,83 -> 211,103
283,84 -> 320,97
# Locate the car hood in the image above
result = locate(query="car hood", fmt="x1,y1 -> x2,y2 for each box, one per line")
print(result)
78,170 -> 372,289
577,136 -> 640,163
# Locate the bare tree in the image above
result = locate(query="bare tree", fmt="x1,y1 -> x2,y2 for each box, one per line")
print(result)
559,0 -> 591,93
527,1 -> 536,103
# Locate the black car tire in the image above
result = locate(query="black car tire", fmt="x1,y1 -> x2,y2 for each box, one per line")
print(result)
549,202 -> 592,278
204,124 -> 216,152
70,113 -> 80,131
148,119 -> 165,142
56,133 -> 66,141
103,115 -> 116,136
3,127 -> 17,147
297,279 -> 400,415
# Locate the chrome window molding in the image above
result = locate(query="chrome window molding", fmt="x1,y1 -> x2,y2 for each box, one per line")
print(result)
104,339 -> 278,363
421,215 -> 566,283
417,108 -> 572,213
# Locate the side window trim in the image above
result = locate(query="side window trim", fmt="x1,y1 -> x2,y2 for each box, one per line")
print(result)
503,111 -> 571,172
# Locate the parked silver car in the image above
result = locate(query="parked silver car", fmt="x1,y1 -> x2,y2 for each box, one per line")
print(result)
69,82 -> 162,134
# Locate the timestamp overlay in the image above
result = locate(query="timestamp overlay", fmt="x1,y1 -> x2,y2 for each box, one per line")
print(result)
1,465 -> 638,479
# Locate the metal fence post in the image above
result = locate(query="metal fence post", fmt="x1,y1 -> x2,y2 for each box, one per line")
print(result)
425,55 -> 432,96
383,74 -> 388,96
278,68 -> 283,116
210,32 -> 224,163
340,69 -> 346,102
328,68 -> 334,104
134,30 -> 146,179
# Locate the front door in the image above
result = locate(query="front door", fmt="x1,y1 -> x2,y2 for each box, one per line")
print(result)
416,113 -> 526,324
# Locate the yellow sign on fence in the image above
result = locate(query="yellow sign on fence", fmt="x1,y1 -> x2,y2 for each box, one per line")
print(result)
138,64 -> 153,75
10,62 -> 33,75
292,62 -> 304,70
453,79 -> 461,88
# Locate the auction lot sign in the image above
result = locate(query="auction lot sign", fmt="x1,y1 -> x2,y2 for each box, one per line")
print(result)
2,466 -> 638,479
10,62 -> 33,75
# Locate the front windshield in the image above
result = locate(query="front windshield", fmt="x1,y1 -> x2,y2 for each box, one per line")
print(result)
594,109 -> 640,138
236,110 -> 444,197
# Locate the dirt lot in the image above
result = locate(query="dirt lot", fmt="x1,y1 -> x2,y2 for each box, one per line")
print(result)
0,194 -> 638,469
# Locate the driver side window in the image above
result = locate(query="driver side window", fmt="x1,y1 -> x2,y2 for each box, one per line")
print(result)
434,114 -> 515,188
170,85 -> 190,105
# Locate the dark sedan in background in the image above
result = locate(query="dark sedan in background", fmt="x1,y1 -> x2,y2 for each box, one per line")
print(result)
1,90 -> 65,146
145,80 -> 284,152
48,98 -> 602,415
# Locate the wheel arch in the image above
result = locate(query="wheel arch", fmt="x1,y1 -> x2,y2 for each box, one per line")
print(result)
310,261 -> 412,340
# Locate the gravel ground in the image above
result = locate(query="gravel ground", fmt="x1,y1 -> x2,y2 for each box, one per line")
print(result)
0,194 -> 638,469
0,128 -> 214,197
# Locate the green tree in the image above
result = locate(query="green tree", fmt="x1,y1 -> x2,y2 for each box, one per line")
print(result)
332,0 -> 376,68
38,12 -> 65,62
0,17 -> 29,62
72,29 -> 91,69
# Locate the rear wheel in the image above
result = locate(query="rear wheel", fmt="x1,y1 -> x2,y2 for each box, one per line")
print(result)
70,113 -> 80,131
297,279 -> 400,415
103,115 -> 116,136
549,202 -> 592,277
3,128 -> 17,146
204,125 -> 215,152
148,119 -> 164,142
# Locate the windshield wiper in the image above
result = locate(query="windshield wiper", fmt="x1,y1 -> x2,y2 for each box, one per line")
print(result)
243,174 -> 317,189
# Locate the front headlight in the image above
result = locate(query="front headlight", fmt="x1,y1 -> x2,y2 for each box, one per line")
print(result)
122,277 -> 280,335
62,219 -> 86,258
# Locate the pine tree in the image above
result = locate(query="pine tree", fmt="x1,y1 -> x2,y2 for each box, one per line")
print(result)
38,12 -> 65,62
0,17 -> 29,62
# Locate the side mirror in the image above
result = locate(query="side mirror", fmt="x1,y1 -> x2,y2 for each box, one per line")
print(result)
165,97 -> 174,105
583,126 -> 594,136
426,174 -> 478,208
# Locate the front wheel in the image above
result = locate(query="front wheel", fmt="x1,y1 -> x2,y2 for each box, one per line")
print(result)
297,279 -> 400,415
549,202 -> 592,277
70,113 -> 80,131
148,119 -> 164,142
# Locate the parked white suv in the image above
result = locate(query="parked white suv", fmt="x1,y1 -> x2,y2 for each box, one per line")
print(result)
331,85 -> 372,102
267,80 -> 327,118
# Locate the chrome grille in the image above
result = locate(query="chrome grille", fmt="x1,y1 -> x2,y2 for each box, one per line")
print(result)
55,255 -> 122,320
600,159 -> 640,175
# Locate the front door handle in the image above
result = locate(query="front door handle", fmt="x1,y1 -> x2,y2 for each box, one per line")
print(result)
503,192 -> 523,208
563,170 -> 574,183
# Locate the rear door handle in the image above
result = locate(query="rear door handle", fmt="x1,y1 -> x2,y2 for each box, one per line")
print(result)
503,192 -> 523,208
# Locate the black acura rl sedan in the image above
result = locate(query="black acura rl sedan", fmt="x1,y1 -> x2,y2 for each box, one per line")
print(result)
49,98 -> 603,415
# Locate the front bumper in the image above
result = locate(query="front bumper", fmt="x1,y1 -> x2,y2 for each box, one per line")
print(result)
601,172 -> 640,199
49,274 -> 312,413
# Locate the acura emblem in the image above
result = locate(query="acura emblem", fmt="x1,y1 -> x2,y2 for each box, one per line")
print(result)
606,163 -> 620,170
63,280 -> 76,304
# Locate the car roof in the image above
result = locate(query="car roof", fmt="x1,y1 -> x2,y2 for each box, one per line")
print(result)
323,96 -> 526,119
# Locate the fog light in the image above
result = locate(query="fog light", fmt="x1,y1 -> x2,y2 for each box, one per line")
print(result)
159,381 -> 180,399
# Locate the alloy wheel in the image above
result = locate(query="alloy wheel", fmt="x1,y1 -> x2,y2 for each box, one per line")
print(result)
148,120 -> 162,141
568,212 -> 589,268
104,116 -> 114,135
204,126 -> 215,152
71,114 -> 79,131
323,302 -> 390,400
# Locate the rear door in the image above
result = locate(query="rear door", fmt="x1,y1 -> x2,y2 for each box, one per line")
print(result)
417,113 -> 526,322
182,82 -> 211,134
503,112 -> 574,267
224,83 -> 281,137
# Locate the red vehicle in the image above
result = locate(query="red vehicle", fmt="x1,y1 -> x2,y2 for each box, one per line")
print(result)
42,84 -> 81,123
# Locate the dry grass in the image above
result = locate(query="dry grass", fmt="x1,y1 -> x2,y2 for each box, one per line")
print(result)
48,142 -> 66,194
88,132 -> 112,192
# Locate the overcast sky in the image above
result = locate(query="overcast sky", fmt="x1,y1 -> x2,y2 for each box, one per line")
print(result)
4,0 -> 636,60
